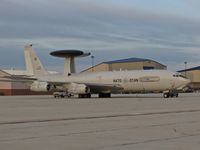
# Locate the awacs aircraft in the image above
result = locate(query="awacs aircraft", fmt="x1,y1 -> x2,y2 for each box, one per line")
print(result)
4,45 -> 191,98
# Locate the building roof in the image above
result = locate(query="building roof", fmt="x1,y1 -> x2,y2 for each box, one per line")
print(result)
103,57 -> 149,64
81,57 -> 166,72
178,66 -> 200,72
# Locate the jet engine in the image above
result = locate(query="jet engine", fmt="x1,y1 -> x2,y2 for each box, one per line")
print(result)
30,81 -> 55,92
67,83 -> 90,94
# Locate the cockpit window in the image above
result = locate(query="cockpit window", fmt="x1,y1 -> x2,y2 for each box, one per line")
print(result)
173,73 -> 187,79
179,74 -> 187,79
173,74 -> 178,77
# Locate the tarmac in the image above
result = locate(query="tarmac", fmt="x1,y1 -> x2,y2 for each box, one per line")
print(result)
0,93 -> 200,150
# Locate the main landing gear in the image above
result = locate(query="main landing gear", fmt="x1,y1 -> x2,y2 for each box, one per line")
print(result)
78,93 -> 111,98
163,90 -> 179,98
54,92 -> 112,99
78,93 -> 91,98
98,93 -> 111,98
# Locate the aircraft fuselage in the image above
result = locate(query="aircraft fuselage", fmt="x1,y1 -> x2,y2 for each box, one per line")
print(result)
39,70 -> 190,93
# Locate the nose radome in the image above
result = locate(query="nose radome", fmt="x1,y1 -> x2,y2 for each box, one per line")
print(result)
177,78 -> 191,88
181,78 -> 191,86
185,79 -> 191,85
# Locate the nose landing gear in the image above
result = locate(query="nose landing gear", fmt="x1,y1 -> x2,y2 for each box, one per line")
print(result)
163,90 -> 179,98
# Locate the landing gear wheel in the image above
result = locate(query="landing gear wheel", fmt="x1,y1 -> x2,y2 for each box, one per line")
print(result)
163,91 -> 179,98
78,93 -> 91,98
170,93 -> 174,98
176,93 -> 179,97
98,93 -> 111,98
163,93 -> 169,98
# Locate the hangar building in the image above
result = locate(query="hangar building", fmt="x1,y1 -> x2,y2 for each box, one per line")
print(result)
0,70 -> 51,96
82,57 -> 167,73
178,66 -> 200,90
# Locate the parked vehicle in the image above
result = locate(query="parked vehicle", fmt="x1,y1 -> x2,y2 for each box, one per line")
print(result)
53,91 -> 73,98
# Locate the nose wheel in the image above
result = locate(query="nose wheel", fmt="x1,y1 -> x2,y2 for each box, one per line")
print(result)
163,90 -> 179,98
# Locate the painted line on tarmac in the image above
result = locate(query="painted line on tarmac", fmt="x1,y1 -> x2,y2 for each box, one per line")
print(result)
0,109 -> 200,125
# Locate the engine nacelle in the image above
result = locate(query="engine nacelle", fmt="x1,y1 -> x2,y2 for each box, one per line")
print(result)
68,83 -> 90,94
30,81 -> 55,92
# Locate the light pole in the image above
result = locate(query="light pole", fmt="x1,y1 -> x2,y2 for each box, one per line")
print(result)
91,56 -> 95,72
184,61 -> 187,77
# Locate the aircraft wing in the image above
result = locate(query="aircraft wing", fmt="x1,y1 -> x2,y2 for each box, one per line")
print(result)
0,75 -> 37,83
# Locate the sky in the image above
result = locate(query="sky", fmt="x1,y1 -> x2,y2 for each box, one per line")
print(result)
0,0 -> 200,72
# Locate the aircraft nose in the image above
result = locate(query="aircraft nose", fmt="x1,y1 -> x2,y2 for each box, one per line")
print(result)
177,78 -> 191,88
184,78 -> 191,85
180,78 -> 191,87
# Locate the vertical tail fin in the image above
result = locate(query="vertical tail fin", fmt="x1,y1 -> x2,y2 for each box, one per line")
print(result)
24,44 -> 48,76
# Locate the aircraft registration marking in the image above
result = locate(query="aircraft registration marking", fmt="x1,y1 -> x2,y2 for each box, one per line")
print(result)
113,78 -> 139,83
